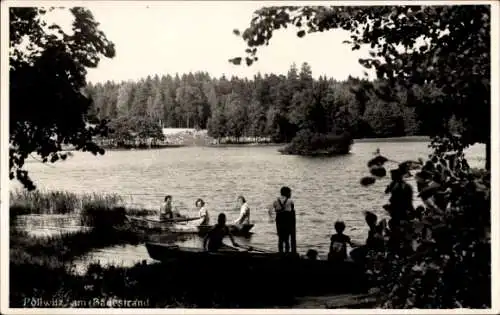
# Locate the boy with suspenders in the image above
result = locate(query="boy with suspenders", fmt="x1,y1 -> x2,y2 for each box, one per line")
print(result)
269,186 -> 297,254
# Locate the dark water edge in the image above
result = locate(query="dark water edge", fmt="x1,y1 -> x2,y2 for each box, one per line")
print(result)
206,136 -> 430,148
354,136 -> 430,143
58,136 -> 430,152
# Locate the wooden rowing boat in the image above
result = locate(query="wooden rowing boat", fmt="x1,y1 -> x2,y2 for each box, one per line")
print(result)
124,215 -> 201,231
171,223 -> 254,236
146,242 -> 285,262
146,242 -> 357,266
145,243 -> 369,294
125,215 -> 254,236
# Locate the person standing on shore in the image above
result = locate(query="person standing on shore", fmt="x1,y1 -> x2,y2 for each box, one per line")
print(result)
233,195 -> 250,225
385,169 -> 414,225
328,221 -> 355,262
268,186 -> 297,254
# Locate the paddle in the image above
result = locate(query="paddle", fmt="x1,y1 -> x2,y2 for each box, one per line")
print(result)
222,244 -> 246,252
239,244 -> 274,253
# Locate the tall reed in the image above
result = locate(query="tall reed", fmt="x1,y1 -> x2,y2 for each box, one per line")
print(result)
10,190 -> 80,215
10,190 -> 156,217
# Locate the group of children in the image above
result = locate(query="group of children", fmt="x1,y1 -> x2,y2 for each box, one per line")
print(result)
159,184 -> 395,261
199,185 -> 379,263
203,186 -> 297,253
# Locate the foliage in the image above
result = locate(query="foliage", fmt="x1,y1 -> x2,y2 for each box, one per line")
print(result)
359,134 -> 490,308
230,5 -> 490,168
229,8 -> 492,302
10,7 -> 116,190
86,66 -> 434,147
106,116 -> 165,148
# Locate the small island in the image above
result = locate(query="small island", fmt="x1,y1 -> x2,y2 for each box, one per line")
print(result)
279,130 -> 353,156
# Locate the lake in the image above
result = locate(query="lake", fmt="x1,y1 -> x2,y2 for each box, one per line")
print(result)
12,141 -> 486,270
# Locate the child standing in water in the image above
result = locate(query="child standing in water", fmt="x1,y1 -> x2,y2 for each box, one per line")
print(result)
269,186 -> 296,254
328,221 -> 354,262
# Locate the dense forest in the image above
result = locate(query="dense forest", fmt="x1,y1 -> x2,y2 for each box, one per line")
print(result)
85,62 -> 463,144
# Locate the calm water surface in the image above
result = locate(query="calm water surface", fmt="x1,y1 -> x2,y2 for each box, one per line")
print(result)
12,142 -> 485,270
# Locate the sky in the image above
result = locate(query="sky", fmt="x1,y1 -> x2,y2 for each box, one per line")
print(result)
42,2 -> 377,83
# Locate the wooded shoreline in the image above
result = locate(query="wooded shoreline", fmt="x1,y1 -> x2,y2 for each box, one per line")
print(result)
78,135 -> 431,151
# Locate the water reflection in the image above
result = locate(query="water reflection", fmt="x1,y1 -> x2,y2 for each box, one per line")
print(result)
68,233 -> 257,275
14,214 -> 91,237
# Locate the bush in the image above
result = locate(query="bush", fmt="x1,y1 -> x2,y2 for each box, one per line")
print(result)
360,134 -> 490,308
280,129 -> 353,156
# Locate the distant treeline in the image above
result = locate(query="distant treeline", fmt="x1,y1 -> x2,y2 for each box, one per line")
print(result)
85,62 -> 464,144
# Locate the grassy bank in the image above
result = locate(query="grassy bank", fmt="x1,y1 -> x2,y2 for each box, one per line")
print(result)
10,236 -> 368,308
10,226 -> 368,308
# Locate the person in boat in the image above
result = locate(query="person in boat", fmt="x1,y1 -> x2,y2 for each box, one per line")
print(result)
268,186 -> 296,254
233,195 -> 250,225
203,213 -> 239,252
196,198 -> 210,225
159,195 -> 174,220
328,221 -> 355,262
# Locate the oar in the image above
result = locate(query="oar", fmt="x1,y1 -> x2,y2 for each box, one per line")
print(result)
240,245 -> 274,253
222,244 -> 247,252
223,244 -> 266,253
